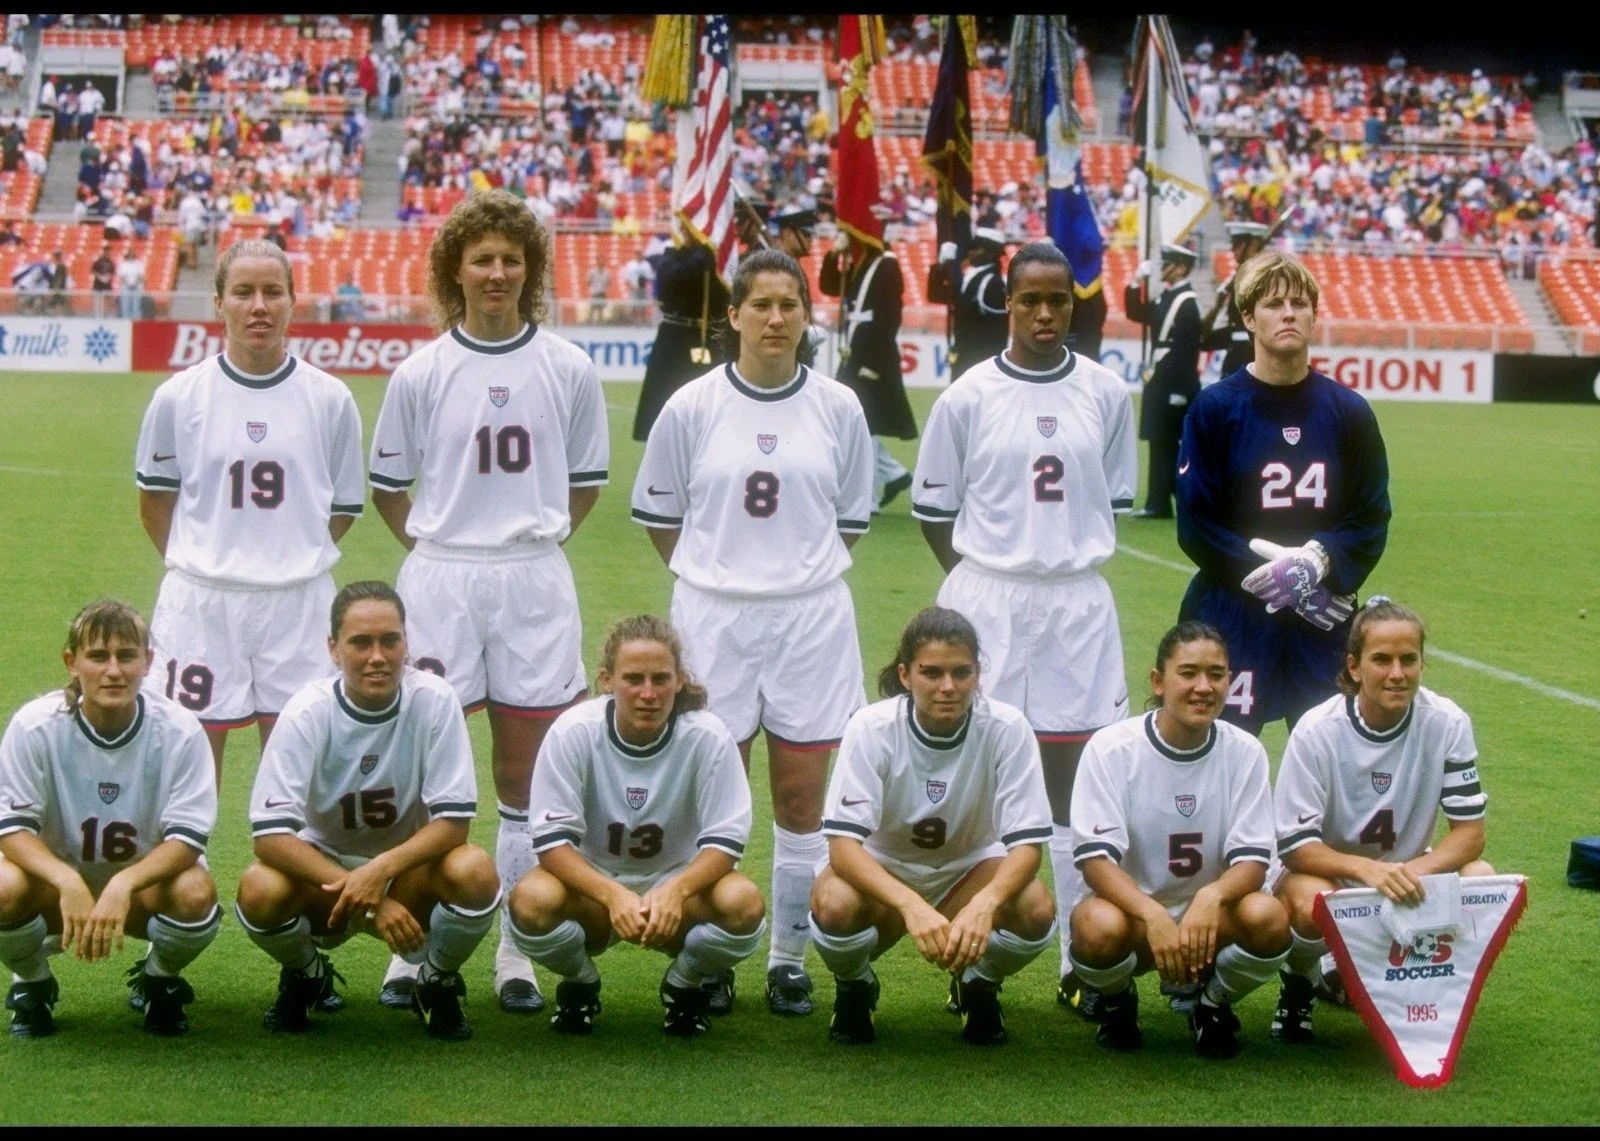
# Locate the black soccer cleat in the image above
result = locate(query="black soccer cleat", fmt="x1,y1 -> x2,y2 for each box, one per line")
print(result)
6,977 -> 59,1039
702,968 -> 736,1016
125,961 -> 149,1012
498,976 -> 546,1015
413,971 -> 472,1041
1162,978 -> 1205,1016
828,973 -> 879,1045
263,955 -> 341,1033
1271,970 -> 1316,1044
550,979 -> 602,1035
956,976 -> 1008,1046
1058,971 -> 1105,1023
140,973 -> 196,1037
1315,959 -> 1352,1008
378,976 -> 416,1012
765,964 -> 814,1016
1094,981 -> 1142,1052
1190,994 -> 1242,1059
660,976 -> 712,1038
945,973 -> 962,1015
879,471 -> 913,509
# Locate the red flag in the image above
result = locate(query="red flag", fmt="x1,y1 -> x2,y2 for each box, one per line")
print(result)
834,16 -> 886,252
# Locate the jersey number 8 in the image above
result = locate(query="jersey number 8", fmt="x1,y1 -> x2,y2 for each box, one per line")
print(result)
744,471 -> 779,518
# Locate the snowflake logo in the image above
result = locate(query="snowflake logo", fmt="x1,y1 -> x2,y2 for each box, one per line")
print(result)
83,326 -> 118,364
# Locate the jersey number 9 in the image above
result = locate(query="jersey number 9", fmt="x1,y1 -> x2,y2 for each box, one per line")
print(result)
910,817 -> 947,849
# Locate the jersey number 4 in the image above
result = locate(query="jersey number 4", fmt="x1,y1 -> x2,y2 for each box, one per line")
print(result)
1260,461 -> 1327,510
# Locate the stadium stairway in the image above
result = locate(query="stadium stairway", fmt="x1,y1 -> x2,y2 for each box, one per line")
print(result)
1533,92 -> 1576,150
36,133 -> 82,218
1090,53 -> 1126,140
1506,272 -> 1575,353
359,112 -> 406,229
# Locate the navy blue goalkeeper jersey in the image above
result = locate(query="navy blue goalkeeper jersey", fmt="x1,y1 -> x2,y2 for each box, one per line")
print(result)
1175,367 -> 1391,597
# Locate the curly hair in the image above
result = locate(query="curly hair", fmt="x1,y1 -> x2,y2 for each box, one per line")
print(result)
426,189 -> 551,331
597,615 -> 709,717
61,598 -> 150,716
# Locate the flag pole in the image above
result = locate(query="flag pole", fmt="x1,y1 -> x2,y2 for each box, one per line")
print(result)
1140,19 -> 1159,377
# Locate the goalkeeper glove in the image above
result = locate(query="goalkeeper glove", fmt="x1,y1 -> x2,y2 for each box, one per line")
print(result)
1241,537 -> 1330,612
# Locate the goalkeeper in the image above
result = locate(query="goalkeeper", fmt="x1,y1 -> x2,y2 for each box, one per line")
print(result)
1173,251 -> 1391,734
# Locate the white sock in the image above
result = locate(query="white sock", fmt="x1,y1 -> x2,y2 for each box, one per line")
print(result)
383,954 -> 419,984
0,915 -> 51,983
873,437 -> 909,484
508,916 -> 599,984
807,915 -> 877,982
1287,929 -> 1328,982
1205,941 -> 1291,1005
966,919 -> 1058,985
769,825 -> 825,971
665,919 -> 767,988
1050,827 -> 1083,973
144,905 -> 221,977
420,892 -> 501,982
495,803 -> 538,984
1067,945 -> 1135,995
235,905 -> 318,973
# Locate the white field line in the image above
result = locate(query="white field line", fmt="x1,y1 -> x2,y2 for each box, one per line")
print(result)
0,465 -> 123,481
1115,543 -> 1600,712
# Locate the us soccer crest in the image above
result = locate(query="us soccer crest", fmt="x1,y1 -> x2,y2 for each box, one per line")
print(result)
246,421 -> 267,443
926,780 -> 946,805
1372,772 -> 1393,794
360,753 -> 380,775
98,782 -> 120,805
626,787 -> 648,810
489,386 -> 509,408
1283,426 -> 1302,445
757,433 -> 777,455
1036,416 -> 1057,438
1175,794 -> 1196,817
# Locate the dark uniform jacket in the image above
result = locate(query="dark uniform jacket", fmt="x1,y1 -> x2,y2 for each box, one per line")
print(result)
632,243 -> 731,442
950,261 -> 1009,380
1202,279 -> 1255,378
820,247 -> 918,439
1124,279 -> 1201,442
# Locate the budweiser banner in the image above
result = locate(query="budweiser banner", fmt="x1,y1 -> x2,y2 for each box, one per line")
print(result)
1314,874 -> 1527,1088
133,322 -> 438,375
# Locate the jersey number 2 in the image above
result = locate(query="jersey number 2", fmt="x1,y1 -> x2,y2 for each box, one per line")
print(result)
1260,461 -> 1327,510
1033,455 -> 1064,502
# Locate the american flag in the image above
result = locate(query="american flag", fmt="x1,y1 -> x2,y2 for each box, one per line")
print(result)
676,15 -> 736,280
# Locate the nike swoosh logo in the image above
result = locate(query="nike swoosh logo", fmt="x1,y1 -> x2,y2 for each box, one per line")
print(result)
151,452 -> 175,462
1298,813 -> 1317,824
8,800 -> 35,810
647,485 -> 672,496
840,796 -> 869,807
264,797 -> 295,809
543,812 -> 575,822
1178,461 -> 1191,474
377,449 -> 401,459
920,479 -> 947,489
791,923 -> 810,931
1093,824 -> 1116,835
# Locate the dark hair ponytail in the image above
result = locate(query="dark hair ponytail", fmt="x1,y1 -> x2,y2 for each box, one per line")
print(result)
1336,596 -> 1426,696
62,598 -> 150,716
1145,620 -> 1229,711
331,580 -> 406,640
598,614 -> 708,716
877,607 -> 982,698
714,247 -> 817,367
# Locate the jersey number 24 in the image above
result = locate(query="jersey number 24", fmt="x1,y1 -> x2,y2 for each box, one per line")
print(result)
1259,461 -> 1326,510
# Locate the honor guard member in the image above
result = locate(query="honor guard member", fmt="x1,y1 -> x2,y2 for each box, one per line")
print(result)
1069,622 -> 1289,1058
633,239 -> 733,443
1270,599 -> 1492,1045
948,228 -> 1010,381
1124,243 -> 1202,519
0,600 -> 220,1039
509,616 -> 763,1038
811,608 -> 1057,1047
1176,250 -> 1391,736
238,582 -> 501,1040
369,191 -> 609,1015
821,230 -> 919,510
1201,222 -> 1270,379
134,239 -> 366,787
773,204 -> 832,366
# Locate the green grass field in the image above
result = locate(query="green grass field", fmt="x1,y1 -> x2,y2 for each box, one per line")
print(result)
0,373 -> 1597,1124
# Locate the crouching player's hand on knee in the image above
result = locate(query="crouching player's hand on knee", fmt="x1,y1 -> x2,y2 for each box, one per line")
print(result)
640,877 -> 690,949
900,896 -> 951,966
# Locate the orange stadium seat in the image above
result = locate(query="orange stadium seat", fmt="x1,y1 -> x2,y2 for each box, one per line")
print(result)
1539,258 -> 1600,346
412,14 -> 541,83
124,17 -> 370,71
0,222 -> 180,291
869,57 -> 1098,134
539,17 -> 652,94
873,137 -> 1135,194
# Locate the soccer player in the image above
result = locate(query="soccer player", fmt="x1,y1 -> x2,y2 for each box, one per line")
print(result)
1270,598 -> 1492,1044
0,600 -> 219,1038
1175,249 -> 1391,735
369,190 -> 609,1014
630,247 -> 873,1017
237,581 -> 500,1040
1068,622 -> 1290,1058
910,240 -> 1138,1003
811,608 -> 1056,1046
134,238 -> 366,786
508,615 -> 763,1038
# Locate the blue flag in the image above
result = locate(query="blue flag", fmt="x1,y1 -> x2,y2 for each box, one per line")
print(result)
1039,39 -> 1103,297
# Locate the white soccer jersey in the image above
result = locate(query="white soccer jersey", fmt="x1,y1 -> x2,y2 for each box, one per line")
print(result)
911,351 -> 1137,577
134,354 -> 366,587
1071,713 -> 1274,911
630,364 -> 874,597
368,325 -> 609,547
248,668 -> 477,860
822,695 -> 1053,874
1275,688 -> 1486,865
0,692 -> 217,873
528,697 -> 752,882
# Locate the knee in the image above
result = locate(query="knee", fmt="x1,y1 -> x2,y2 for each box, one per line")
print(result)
808,875 -> 865,935
1008,881 -> 1057,940
235,862 -> 294,925
716,874 -> 766,935
1068,896 -> 1129,963
507,870 -> 562,935
1463,858 -> 1495,876
0,864 -> 35,923
165,865 -> 219,921
444,844 -> 501,909
1236,891 -> 1291,954
770,781 -> 823,833
1279,874 -> 1330,935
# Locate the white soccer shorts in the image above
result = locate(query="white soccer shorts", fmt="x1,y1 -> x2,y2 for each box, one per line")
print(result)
671,577 -> 864,748
396,539 -> 587,716
150,568 -> 336,728
817,846 -> 1007,910
936,561 -> 1129,739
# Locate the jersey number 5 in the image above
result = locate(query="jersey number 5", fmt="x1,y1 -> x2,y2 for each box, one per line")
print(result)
1168,832 -> 1204,877
1260,461 -> 1327,510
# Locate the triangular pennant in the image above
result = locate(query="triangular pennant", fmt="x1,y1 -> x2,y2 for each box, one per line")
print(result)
1314,874 -> 1527,1088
